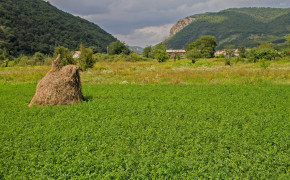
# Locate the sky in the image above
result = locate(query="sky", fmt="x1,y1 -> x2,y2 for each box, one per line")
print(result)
48,0 -> 290,47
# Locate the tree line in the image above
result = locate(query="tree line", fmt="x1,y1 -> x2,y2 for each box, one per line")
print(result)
1,35 -> 290,69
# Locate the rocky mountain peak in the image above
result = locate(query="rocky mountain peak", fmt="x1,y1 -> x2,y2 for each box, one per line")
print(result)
169,17 -> 195,37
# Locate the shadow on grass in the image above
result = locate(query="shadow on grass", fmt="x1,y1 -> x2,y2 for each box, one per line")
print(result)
84,95 -> 93,102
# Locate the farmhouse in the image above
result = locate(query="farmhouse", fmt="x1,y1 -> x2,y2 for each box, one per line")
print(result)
72,51 -> 81,58
166,49 -> 186,58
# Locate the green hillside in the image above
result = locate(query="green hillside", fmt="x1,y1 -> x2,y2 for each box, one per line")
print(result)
0,0 -> 117,55
166,8 -> 290,50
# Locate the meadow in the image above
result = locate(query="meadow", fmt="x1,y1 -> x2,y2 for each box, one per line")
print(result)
0,59 -> 289,179
1,58 -> 290,85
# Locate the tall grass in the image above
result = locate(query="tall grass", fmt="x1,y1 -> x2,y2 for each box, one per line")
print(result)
1,58 -> 289,85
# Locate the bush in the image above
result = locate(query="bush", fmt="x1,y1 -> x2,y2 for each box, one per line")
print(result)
155,50 -> 169,63
17,55 -> 35,66
186,49 -> 201,63
224,58 -> 231,66
233,56 -> 246,63
75,45 -> 95,70
54,46 -> 74,66
127,51 -> 149,62
32,52 -> 45,65
142,46 -> 153,58
281,49 -> 290,57
260,59 -> 271,69
108,41 -> 130,55
246,48 -> 280,62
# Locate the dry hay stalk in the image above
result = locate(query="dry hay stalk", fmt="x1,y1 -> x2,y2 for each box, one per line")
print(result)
29,55 -> 84,106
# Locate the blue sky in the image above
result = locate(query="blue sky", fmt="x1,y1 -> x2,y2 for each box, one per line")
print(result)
49,0 -> 290,47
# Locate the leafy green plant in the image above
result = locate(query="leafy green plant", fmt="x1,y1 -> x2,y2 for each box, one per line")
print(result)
260,59 -> 271,69
155,50 -> 169,63
0,83 -> 289,179
224,57 -> 231,66
108,41 -> 130,55
32,52 -> 45,65
53,46 -> 75,66
78,45 -> 94,70
186,35 -> 217,58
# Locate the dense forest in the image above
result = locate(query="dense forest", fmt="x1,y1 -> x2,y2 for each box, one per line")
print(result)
0,0 -> 117,55
166,8 -> 290,50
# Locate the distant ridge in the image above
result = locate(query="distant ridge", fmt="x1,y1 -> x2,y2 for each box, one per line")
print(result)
129,46 -> 144,54
0,0 -> 118,55
166,7 -> 290,49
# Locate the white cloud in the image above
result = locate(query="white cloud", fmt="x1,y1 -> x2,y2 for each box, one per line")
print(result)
49,0 -> 290,46
115,24 -> 174,47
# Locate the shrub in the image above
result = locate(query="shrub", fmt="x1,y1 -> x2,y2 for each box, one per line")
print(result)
33,52 -> 45,65
78,45 -> 94,70
108,41 -> 130,55
54,46 -> 74,66
224,58 -> 231,66
155,50 -> 169,63
260,59 -> 271,69
186,49 -> 201,64
246,48 -> 280,62
238,46 -> 246,58
128,51 -> 141,62
142,46 -> 153,58
16,55 -> 30,66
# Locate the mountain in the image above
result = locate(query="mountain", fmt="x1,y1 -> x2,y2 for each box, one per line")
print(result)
129,46 -> 144,54
0,0 -> 117,55
166,8 -> 290,50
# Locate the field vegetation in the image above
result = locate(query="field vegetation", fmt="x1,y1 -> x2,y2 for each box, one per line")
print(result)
1,30 -> 290,179
1,57 -> 289,85
0,82 -> 289,179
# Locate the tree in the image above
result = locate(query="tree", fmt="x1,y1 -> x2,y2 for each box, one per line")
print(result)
33,52 -> 45,64
246,47 -> 280,62
152,43 -> 167,58
108,41 -> 130,55
186,35 -> 217,58
186,49 -> 201,64
142,46 -> 152,58
88,46 -> 100,54
155,50 -> 169,63
79,44 -> 94,70
238,46 -> 246,58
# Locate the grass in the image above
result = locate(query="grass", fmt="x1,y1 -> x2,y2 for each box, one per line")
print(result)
0,82 -> 289,179
0,58 -> 290,85
0,59 -> 289,178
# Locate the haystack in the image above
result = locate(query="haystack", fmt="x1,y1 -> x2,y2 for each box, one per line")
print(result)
29,55 -> 84,106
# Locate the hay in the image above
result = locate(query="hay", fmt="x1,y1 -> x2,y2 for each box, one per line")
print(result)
29,55 -> 84,106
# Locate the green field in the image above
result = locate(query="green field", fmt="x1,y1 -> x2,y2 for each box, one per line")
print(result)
0,82 -> 289,179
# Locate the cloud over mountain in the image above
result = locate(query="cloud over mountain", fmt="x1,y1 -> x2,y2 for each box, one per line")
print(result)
49,0 -> 290,47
